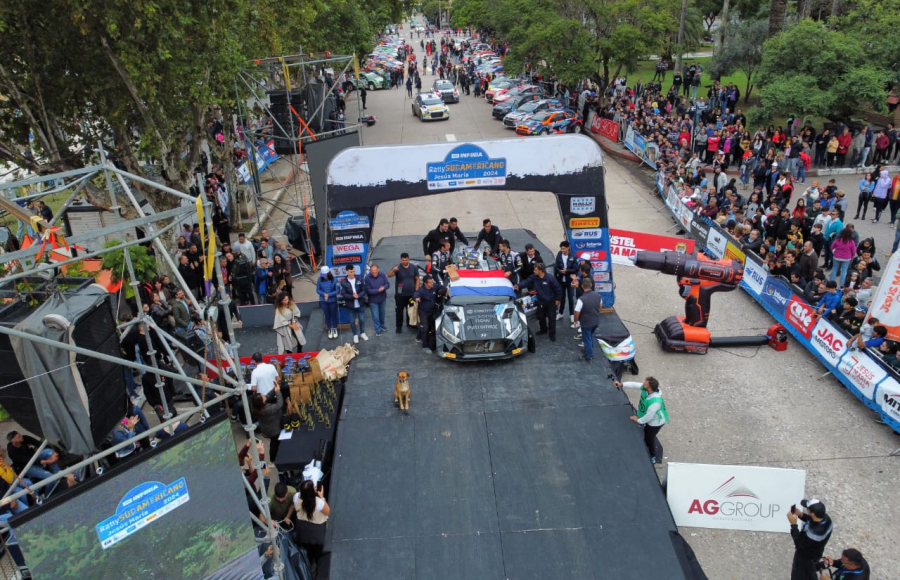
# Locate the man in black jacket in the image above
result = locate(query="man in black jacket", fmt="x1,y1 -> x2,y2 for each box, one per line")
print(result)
554,241 -> 578,322
516,263 -> 562,341
496,240 -> 523,286
520,243 -> 544,280
788,498 -> 834,580
474,218 -> 502,256
447,217 -> 469,253
413,274 -> 443,353
422,218 -> 450,257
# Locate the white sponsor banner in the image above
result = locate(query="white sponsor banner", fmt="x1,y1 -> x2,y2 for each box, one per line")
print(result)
742,258 -> 768,296
877,378 -> 900,424
667,462 -> 806,533
837,350 -> 886,401
810,318 -> 847,365
706,228 -> 727,259
333,243 -> 364,256
570,196 -> 596,215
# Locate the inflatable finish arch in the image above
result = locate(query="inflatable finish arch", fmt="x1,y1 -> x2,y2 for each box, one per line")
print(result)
324,135 -> 616,306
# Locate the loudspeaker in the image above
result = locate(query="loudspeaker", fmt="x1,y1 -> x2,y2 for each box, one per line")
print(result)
283,215 -> 321,258
267,90 -> 304,155
0,289 -> 127,454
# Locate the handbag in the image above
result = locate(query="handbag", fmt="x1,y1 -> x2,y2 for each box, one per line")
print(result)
407,301 -> 419,327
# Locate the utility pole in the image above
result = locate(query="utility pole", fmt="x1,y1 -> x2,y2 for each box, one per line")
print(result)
674,0 -> 688,78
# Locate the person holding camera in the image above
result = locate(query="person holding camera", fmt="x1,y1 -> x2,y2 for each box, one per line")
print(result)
788,498 -> 834,580
818,548 -> 870,580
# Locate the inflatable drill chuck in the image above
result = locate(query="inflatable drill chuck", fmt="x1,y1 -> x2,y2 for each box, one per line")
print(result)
631,251 -> 743,284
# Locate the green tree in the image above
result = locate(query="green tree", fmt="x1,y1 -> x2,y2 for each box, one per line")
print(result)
0,0 -> 408,214
100,241 -> 157,299
694,0 -> 723,33
708,18 -> 767,102
449,0 -> 492,31
755,19 -> 887,121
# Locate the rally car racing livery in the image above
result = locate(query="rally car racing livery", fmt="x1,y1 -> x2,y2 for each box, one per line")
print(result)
436,269 -> 533,360
502,98 -> 563,128
516,109 -> 584,136
411,93 -> 450,121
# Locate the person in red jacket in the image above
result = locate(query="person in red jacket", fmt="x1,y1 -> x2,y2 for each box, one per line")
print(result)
706,130 -> 721,164
798,149 -> 811,184
836,127 -> 852,167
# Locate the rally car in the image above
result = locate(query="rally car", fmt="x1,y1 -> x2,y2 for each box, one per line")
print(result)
515,109 -> 584,136
502,98 -> 563,128
432,80 -> 460,103
434,248 -> 535,361
492,84 -> 543,104
411,92 -> 450,121
491,93 -> 543,119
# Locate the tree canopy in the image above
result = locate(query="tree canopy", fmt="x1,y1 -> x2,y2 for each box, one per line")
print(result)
0,0 -> 410,209
755,19 -> 888,122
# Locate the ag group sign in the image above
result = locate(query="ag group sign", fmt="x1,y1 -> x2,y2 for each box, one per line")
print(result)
667,463 -> 806,533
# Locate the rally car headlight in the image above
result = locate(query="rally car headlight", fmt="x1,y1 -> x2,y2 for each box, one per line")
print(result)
441,314 -> 462,344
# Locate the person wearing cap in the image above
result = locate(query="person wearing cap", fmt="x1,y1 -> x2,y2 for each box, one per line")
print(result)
316,267 -> 340,339
614,377 -> 669,464
819,548 -> 870,580
788,498 -> 834,580
7,431 -> 59,484
233,232 -> 256,264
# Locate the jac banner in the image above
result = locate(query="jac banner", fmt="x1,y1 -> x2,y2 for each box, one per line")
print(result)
865,250 -> 900,342
667,463 -> 806,533
654,169 -> 900,435
608,229 -> 695,267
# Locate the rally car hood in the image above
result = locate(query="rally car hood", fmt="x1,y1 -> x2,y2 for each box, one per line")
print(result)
445,303 -> 515,340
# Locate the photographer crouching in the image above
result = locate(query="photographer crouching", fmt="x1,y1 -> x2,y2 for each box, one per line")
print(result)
817,548 -> 870,580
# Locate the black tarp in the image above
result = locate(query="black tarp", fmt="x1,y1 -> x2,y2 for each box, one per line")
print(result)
319,234 -> 706,580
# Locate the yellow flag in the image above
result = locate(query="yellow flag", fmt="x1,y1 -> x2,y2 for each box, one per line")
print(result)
353,55 -> 360,81
281,57 -> 291,93
205,228 -> 216,281
195,194 -> 206,256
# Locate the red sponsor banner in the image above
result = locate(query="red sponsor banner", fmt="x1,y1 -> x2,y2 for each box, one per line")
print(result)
609,229 -> 695,267
589,114 -> 620,143
785,295 -> 816,339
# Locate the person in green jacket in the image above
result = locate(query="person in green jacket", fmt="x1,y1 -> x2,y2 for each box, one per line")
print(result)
615,377 -> 670,464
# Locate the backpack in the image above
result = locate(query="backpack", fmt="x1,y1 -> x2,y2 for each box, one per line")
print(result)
232,254 -> 253,283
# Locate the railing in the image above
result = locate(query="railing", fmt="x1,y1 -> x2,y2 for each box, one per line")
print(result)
655,170 -> 900,435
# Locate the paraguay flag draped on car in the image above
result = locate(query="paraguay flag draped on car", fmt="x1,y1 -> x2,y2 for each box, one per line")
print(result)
450,270 -> 517,298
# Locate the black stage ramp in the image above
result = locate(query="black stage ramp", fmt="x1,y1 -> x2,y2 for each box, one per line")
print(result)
323,234 -> 704,580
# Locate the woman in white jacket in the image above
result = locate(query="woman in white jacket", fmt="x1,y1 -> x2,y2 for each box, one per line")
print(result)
273,291 -> 307,354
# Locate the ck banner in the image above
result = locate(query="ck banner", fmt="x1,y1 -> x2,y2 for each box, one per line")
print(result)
326,209 -> 372,278
558,193 -> 614,307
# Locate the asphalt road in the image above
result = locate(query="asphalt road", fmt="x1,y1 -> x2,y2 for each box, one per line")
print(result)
343,50 -> 899,580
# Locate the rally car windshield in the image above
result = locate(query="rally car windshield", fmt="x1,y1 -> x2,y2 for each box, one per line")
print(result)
530,112 -> 552,121
421,96 -> 443,105
447,294 -> 512,306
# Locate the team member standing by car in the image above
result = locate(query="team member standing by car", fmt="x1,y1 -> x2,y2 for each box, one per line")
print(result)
520,243 -> 544,280
339,265 -> 369,344
497,240 -> 523,286
516,263 -> 562,341
413,274 -> 443,354
431,239 -> 453,284
473,218 -> 502,255
573,278 -> 602,362
555,241 -> 578,322
447,217 -> 469,253
389,253 -> 420,333
422,218 -> 450,258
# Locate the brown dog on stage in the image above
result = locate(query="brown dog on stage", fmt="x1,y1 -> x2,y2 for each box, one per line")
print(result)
395,371 -> 411,412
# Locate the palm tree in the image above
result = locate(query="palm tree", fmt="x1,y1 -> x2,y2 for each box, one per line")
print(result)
768,0 -> 786,36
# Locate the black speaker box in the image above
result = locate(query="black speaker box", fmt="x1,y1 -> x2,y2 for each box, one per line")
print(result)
267,90 -> 304,155
283,215 -> 321,258
0,293 -> 127,452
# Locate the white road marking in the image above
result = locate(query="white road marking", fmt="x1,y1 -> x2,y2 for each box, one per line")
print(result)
445,134 -> 457,142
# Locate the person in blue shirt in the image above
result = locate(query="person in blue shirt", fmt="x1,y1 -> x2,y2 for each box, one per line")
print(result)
849,324 -> 888,350
815,280 -> 842,320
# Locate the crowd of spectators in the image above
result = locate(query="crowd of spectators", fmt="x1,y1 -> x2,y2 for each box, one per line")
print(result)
593,70 -> 900,374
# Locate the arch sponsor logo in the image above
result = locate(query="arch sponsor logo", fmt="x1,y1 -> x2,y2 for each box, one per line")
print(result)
569,196 -> 596,215
569,217 -> 601,229
785,296 -> 816,339
333,243 -> 364,256
570,228 -> 603,240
